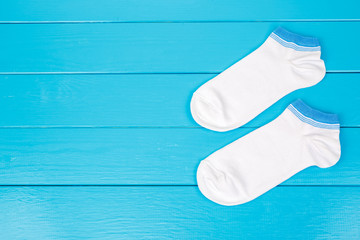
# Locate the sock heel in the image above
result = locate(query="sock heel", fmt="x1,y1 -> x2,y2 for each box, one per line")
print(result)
287,99 -> 341,168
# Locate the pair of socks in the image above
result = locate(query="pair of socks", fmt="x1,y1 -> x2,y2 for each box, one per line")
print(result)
191,27 -> 341,206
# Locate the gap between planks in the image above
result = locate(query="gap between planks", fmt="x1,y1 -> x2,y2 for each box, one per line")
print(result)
0,20 -> 360,24
0,71 -> 359,75
0,126 -> 355,129
0,185 -> 358,187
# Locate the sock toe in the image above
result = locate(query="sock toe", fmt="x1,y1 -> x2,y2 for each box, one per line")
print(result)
197,160 -> 244,206
190,94 -> 230,132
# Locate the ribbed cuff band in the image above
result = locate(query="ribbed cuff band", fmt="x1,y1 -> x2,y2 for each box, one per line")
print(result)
270,27 -> 321,51
287,99 -> 340,130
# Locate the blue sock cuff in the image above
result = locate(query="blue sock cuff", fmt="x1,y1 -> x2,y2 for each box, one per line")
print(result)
270,27 -> 321,52
287,99 -> 340,130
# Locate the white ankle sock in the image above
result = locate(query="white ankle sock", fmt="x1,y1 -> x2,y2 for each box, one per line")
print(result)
197,100 -> 341,206
191,27 -> 326,132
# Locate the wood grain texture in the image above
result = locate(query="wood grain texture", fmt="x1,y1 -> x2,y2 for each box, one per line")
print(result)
0,128 -> 358,185
0,186 -> 359,240
1,1 -> 359,239
0,0 -> 359,22
0,73 -> 359,127
0,22 -> 359,73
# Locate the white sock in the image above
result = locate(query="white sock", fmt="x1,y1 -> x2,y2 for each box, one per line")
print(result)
190,27 -> 326,132
197,100 -> 341,206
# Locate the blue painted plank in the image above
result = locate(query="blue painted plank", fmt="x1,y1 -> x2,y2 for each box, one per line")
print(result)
0,186 -> 359,239
0,128 -> 358,185
0,0 -> 359,22
0,73 -> 358,127
0,23 -> 359,73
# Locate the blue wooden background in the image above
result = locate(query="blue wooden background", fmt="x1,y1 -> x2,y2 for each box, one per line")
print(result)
0,1 -> 359,239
